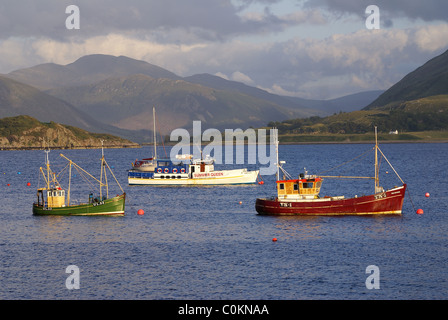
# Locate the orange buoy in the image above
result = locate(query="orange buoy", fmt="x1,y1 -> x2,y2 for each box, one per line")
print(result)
137,209 -> 144,215
425,192 -> 430,198
239,201 -> 242,204
416,209 -> 424,215
272,238 -> 277,242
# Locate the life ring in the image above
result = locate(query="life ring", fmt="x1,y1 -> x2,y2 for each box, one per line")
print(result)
157,168 -> 162,173
173,168 -> 178,173
164,168 -> 169,173
181,168 -> 186,173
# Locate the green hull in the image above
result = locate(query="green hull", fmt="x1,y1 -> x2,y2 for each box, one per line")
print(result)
33,193 -> 126,216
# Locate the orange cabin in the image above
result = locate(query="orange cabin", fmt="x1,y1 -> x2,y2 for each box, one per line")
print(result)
276,177 -> 323,199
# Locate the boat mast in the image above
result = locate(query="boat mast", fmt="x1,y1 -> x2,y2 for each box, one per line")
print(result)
153,107 -> 157,160
45,148 -> 50,190
374,126 -> 380,194
67,158 -> 72,206
100,140 -> 108,199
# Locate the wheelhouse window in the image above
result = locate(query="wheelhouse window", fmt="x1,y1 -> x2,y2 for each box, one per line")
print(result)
303,182 -> 314,189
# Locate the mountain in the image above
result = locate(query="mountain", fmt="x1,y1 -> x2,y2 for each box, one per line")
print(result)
286,90 -> 384,114
270,48 -> 448,136
185,73 -> 382,114
2,54 -> 382,142
366,48 -> 448,109
6,54 -> 181,90
184,73 -> 321,115
46,73 -> 304,134
0,74 -> 155,143
0,74 -> 94,129
0,115 -> 137,149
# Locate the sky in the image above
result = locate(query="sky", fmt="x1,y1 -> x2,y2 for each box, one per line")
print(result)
1,0 -> 448,99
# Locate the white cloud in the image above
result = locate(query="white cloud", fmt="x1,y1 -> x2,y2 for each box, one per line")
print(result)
214,72 -> 229,80
231,71 -> 255,85
263,84 -> 298,97
414,24 -> 448,52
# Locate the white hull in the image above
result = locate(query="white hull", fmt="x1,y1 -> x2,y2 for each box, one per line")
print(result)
129,169 -> 259,185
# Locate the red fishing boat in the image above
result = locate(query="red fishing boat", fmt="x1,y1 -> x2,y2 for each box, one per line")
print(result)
255,128 -> 406,216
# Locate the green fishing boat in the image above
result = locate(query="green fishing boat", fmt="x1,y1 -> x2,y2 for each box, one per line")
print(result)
33,145 -> 126,216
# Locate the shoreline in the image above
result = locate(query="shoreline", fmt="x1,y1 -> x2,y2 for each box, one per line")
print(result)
0,144 -> 139,151
277,139 -> 448,145
2,138 -> 447,151
138,138 -> 448,147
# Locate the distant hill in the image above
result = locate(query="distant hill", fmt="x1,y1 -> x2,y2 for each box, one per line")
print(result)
0,74 -> 94,129
270,94 -> 448,137
185,73 -> 382,114
6,54 -> 181,90
184,73 -> 322,116
2,54 -> 383,142
287,90 -> 384,114
0,74 -> 150,143
0,115 -> 138,149
366,48 -> 448,109
46,73 -> 305,134
270,48 -> 448,136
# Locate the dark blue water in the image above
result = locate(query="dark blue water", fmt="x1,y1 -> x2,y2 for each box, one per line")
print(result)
1,143 -> 447,300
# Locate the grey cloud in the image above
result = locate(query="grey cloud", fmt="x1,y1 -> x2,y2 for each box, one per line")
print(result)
304,0 -> 448,22
0,0 -> 318,42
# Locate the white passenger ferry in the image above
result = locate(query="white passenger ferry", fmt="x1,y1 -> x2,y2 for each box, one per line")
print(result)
128,154 -> 259,185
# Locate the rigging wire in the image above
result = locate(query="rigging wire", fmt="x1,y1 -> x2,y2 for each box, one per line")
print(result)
73,165 -> 97,194
317,147 -> 373,176
377,146 -> 405,184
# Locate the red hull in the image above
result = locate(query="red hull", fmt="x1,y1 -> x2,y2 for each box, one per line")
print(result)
255,184 -> 406,216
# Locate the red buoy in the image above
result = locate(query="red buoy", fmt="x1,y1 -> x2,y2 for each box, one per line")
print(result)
27,182 -> 31,186
425,192 -> 430,198
272,238 -> 277,242
137,209 -> 144,215
416,209 -> 424,215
